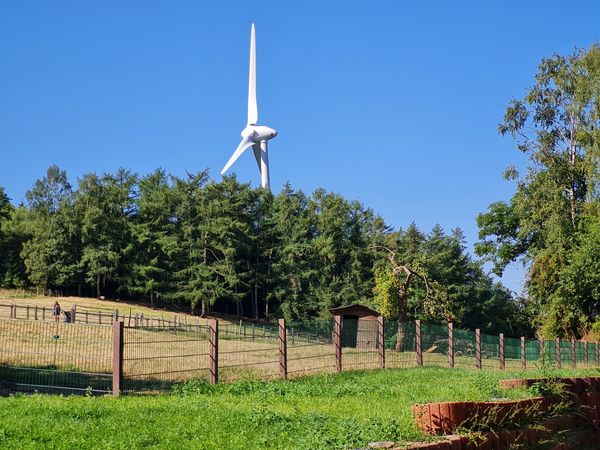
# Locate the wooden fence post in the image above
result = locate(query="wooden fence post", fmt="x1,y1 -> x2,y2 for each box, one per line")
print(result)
596,342 -> 600,367
571,338 -> 576,368
209,319 -> 219,384
499,333 -> 505,370
71,305 -> 76,323
556,338 -> 561,369
415,319 -> 423,367
378,316 -> 385,368
279,318 -> 287,379
539,339 -> 544,364
112,321 -> 124,397
34,306 -> 38,320
521,336 -> 526,370
334,315 -> 342,372
448,322 -> 454,368
475,328 -> 481,369
584,342 -> 589,367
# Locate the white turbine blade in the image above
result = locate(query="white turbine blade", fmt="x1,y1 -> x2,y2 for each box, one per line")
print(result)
252,143 -> 262,171
221,136 -> 254,175
247,23 -> 258,125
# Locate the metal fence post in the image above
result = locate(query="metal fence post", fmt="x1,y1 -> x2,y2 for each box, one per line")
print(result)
377,316 -> 385,368
499,333 -> 505,370
278,318 -> 287,379
571,338 -> 576,368
112,321 -> 124,397
448,322 -> 454,368
209,319 -> 219,384
475,328 -> 481,369
521,336 -> 526,370
334,315 -> 342,372
415,320 -> 423,367
556,337 -> 561,369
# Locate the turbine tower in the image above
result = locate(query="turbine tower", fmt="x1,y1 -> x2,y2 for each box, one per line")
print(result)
221,23 -> 277,190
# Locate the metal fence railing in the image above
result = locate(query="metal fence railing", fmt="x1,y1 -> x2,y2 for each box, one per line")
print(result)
2,316 -> 600,396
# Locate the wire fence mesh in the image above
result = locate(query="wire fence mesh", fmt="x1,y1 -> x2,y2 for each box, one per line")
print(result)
287,320 -> 336,376
122,323 -> 211,393
421,323 -> 449,367
0,318 -> 112,394
453,327 -> 477,369
384,320 -> 417,368
217,321 -> 281,382
3,315 -> 600,396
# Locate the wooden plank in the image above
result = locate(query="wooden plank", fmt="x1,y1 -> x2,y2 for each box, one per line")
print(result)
448,322 -> 454,368
334,315 -> 342,372
112,321 -> 124,396
475,328 -> 481,369
209,319 -> 218,384
521,336 -> 526,370
378,316 -> 386,368
279,319 -> 287,379
415,320 -> 423,367
499,333 -> 505,370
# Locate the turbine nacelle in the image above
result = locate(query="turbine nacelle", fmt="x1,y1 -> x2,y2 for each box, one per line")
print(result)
242,125 -> 277,142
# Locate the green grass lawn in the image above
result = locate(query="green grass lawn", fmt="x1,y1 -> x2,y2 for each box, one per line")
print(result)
1,366 -> 599,450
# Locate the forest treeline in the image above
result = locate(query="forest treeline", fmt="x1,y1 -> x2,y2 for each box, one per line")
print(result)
0,167 -> 527,335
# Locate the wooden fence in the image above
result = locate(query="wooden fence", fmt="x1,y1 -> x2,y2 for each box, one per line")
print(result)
2,316 -> 600,397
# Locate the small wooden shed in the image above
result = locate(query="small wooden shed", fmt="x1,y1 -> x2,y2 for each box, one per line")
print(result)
329,304 -> 380,348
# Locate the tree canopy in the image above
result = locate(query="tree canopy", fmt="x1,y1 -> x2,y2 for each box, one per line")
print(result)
476,44 -> 600,338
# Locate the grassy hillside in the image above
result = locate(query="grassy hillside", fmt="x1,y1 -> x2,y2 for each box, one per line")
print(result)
1,366 -> 599,450
0,292 -> 207,323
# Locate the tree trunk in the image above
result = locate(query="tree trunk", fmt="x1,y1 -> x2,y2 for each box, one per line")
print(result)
150,290 -> 154,310
201,299 -> 206,318
395,294 -> 408,352
253,279 -> 259,321
96,275 -> 100,298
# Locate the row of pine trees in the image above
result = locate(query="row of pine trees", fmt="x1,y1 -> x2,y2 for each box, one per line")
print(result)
0,165 -> 530,335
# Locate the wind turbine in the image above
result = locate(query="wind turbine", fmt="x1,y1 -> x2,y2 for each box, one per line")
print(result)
221,23 -> 277,190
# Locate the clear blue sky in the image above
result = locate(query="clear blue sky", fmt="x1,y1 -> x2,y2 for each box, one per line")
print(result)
1,1 -> 599,294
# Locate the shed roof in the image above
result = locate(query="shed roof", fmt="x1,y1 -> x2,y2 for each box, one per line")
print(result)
328,304 -> 380,317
